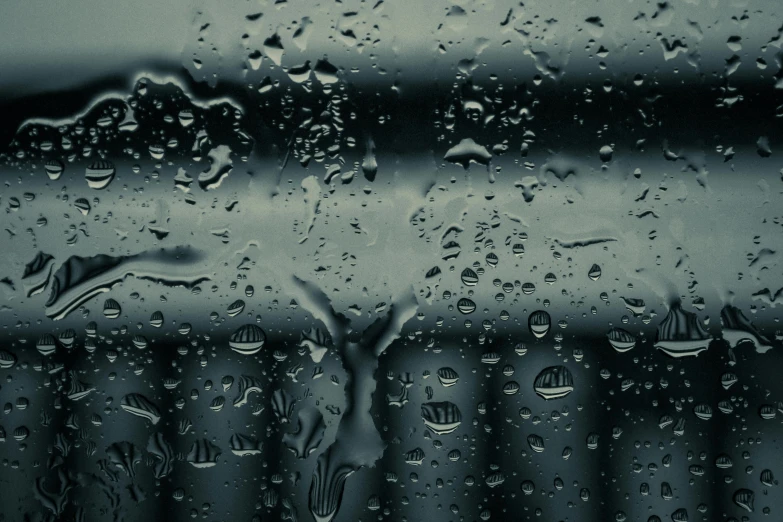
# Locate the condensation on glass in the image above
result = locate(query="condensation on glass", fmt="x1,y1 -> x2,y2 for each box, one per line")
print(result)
0,1 -> 782,522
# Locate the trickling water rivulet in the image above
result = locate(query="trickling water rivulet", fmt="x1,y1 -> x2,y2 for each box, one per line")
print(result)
293,277 -> 418,521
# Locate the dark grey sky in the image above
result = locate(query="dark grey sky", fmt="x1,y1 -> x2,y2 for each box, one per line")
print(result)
1,0 -> 781,97
1,0 -> 191,60
0,0 -> 191,94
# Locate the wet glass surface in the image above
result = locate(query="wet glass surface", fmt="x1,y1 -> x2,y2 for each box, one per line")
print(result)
1,1 -> 782,521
